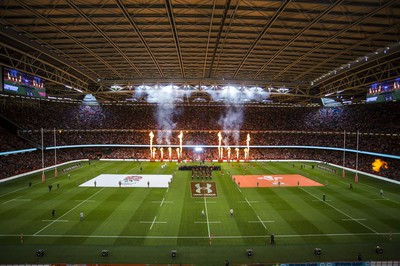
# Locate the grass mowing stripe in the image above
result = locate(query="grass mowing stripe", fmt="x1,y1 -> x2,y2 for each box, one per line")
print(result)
34,187 -> 106,236
300,187 -> 379,234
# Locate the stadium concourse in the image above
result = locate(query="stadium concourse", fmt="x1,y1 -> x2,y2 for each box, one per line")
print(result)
0,100 -> 399,180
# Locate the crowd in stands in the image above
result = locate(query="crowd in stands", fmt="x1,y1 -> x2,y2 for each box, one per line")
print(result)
1,100 -> 399,132
0,99 -> 399,180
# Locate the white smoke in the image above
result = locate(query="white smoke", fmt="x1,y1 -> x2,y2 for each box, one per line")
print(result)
133,84 -> 270,146
206,86 -> 269,146
136,85 -> 181,145
218,105 -> 243,146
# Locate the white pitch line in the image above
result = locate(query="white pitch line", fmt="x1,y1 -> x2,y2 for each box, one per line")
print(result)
159,197 -> 165,207
149,216 -> 157,230
342,218 -> 366,221
34,187 -> 106,236
300,187 -> 379,234
140,221 -> 167,224
204,196 -> 211,239
74,200 -> 96,202
257,215 -> 268,230
0,188 -> 27,199
5,231 -> 398,239
152,201 -> 173,204
248,220 -> 275,223
244,197 -> 268,230
239,201 -> 258,203
42,220 -> 69,222
2,198 -> 31,205
195,221 -> 221,224
312,199 -> 332,202
2,196 -> 22,205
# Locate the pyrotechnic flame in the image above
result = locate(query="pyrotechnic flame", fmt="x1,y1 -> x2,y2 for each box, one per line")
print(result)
235,148 -> 239,160
218,132 -> 222,159
160,147 -> 163,159
149,131 -> 154,158
178,131 -> 183,158
176,147 -> 180,159
246,133 -> 251,159
152,147 -> 156,158
244,148 -> 248,159
168,147 -> 172,159
227,147 -> 231,160
372,159 -> 388,172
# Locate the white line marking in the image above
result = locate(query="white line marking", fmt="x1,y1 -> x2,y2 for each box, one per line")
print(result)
140,221 -> 167,224
159,197 -> 165,207
243,197 -> 268,230
149,216 -> 157,230
1,196 -> 28,205
240,194 -> 269,233
204,196 -> 211,238
248,220 -> 275,223
0,188 -> 27,199
74,200 -> 96,202
300,187 -> 379,234
195,221 -> 221,224
42,220 -> 69,222
4,232 -> 398,239
34,187 -> 106,236
152,201 -> 173,204
1,196 -> 22,205
342,218 -> 366,221
312,199 -> 332,202
239,201 -> 258,203
257,215 -> 268,230
373,198 -> 387,201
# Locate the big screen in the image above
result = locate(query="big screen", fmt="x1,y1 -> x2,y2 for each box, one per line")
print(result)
366,79 -> 400,103
2,66 -> 46,98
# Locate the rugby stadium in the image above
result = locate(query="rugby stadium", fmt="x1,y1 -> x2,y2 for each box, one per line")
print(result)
0,1 -> 399,265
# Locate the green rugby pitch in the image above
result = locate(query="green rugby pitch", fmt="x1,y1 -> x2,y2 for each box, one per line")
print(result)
0,160 -> 399,264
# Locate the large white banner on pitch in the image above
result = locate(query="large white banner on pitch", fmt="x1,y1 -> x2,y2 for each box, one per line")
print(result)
79,174 -> 172,188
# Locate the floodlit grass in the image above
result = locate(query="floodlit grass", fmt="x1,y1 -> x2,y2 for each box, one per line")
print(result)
0,160 -> 399,264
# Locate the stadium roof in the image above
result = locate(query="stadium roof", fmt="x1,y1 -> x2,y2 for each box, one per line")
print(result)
0,0 -> 400,104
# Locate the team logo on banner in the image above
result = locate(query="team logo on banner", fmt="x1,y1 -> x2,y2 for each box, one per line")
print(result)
191,182 -> 217,197
123,175 -> 142,184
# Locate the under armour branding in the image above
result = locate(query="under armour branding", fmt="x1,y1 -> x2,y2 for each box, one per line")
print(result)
190,182 -> 217,197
